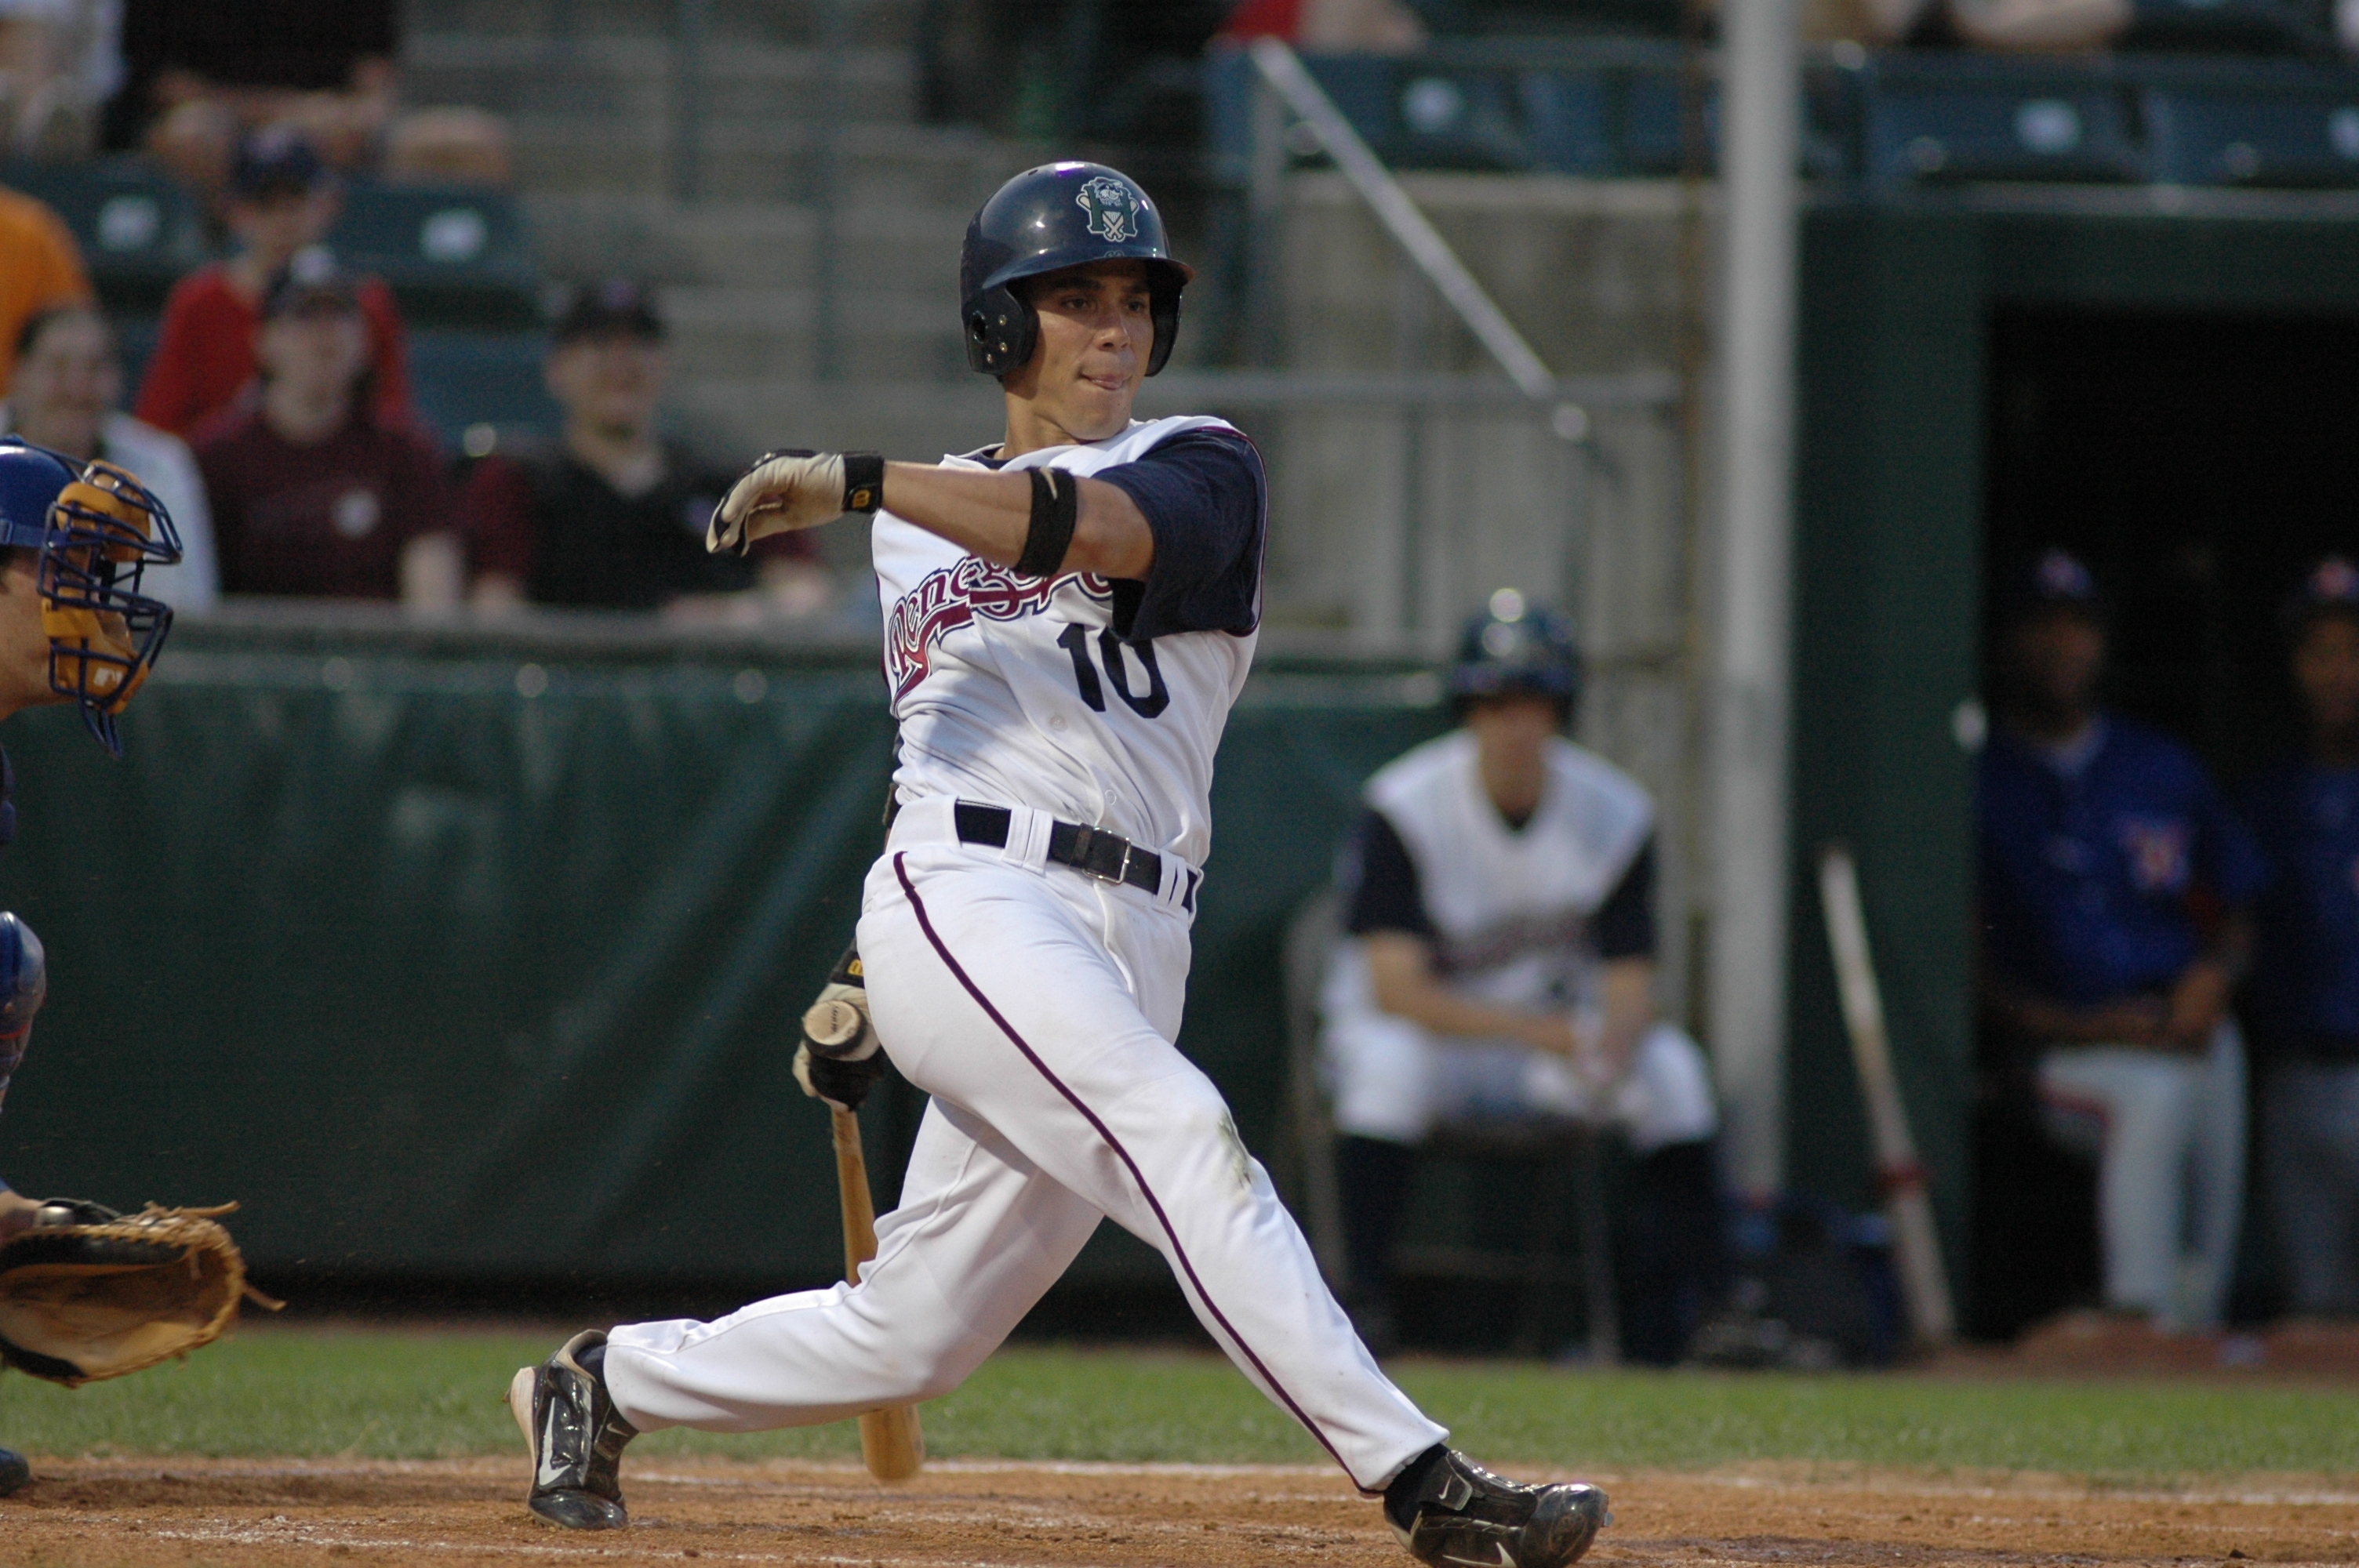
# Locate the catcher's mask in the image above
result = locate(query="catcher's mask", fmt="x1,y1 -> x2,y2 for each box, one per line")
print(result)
0,441 -> 181,757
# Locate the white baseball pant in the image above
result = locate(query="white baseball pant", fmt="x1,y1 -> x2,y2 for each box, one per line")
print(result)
602,799 -> 1448,1491
2036,1020 -> 2245,1331
1325,1011 -> 1718,1154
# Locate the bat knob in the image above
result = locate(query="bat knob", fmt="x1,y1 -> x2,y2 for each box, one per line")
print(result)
803,997 -> 867,1053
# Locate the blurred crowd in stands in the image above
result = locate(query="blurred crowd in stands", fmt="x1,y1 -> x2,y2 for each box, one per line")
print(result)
0,2 -> 830,622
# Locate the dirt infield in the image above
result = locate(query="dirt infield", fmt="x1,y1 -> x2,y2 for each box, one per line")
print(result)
3,1456 -> 2354,1567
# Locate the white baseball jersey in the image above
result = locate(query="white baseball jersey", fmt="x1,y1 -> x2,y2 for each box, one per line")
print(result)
873,416 -> 1256,869
1339,728 -> 1654,1022
1320,728 -> 1715,1150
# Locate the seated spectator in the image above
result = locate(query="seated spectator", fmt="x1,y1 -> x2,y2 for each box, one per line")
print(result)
1318,593 -> 1721,1362
0,180 -> 89,396
1977,550 -> 2261,1332
106,0 -> 509,198
0,0 -> 119,158
191,264 -> 458,604
464,281 -> 830,619
136,129 -> 410,438
2,303 -> 216,612
2238,557 -> 2359,1319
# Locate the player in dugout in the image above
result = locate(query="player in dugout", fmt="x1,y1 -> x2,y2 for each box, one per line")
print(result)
0,436 -> 182,1493
2237,557 -> 2359,1319
1976,548 -> 2262,1333
507,160 -> 1612,1568
1320,590 -> 1721,1362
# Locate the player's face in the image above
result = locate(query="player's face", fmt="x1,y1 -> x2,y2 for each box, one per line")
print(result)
0,554 -> 60,721
256,303 -> 370,403
1013,262 -> 1154,441
546,332 -> 665,436
2293,614 -> 2359,735
9,313 -> 118,462
2006,607 -> 2104,717
1465,692 -> 1561,765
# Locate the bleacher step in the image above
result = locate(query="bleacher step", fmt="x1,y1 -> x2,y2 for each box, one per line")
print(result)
402,34 -> 917,125
522,194 -> 968,292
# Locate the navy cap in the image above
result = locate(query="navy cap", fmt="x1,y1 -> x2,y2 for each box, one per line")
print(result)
231,126 -> 330,199
553,279 -> 663,344
2001,547 -> 2105,622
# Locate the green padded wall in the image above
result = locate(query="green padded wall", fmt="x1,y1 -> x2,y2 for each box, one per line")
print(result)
0,619 -> 1446,1293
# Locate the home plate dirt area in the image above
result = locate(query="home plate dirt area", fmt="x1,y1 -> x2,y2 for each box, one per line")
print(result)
2,1458 -> 2354,1568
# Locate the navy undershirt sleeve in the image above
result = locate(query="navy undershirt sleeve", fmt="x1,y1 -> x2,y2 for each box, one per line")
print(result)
1593,837 -> 1658,961
1342,809 -> 1437,939
1093,430 -> 1266,641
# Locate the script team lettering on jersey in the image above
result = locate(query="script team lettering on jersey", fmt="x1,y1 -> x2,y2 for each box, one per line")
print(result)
885,559 -> 1114,702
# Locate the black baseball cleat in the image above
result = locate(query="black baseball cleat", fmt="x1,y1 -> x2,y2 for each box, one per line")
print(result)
1385,1447 -> 1611,1568
0,1443 -> 28,1497
510,1330 -> 638,1530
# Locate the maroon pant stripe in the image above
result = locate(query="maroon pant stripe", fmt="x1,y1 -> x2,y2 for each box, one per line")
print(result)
892,852 -> 1369,1490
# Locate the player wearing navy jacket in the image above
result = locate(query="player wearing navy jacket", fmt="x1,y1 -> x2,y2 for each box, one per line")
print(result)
2238,557 -> 2359,1318
1977,550 -> 2263,1331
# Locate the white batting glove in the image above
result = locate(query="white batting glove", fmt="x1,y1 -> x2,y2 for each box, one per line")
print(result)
708,449 -> 885,554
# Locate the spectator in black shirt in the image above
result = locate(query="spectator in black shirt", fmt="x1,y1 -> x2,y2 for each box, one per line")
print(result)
463,281 -> 828,617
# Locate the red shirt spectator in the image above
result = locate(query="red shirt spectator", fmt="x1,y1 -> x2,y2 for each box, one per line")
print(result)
134,129 -> 410,436
138,267 -> 408,437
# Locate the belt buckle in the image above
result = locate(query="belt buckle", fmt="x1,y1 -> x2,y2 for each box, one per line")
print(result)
1070,823 -> 1130,886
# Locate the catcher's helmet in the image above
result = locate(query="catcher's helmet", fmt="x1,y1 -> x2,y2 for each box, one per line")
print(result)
1451,588 -> 1582,716
961,162 -> 1194,379
0,439 -> 181,758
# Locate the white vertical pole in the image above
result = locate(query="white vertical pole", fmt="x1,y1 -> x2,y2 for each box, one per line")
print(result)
1707,0 -> 1804,1199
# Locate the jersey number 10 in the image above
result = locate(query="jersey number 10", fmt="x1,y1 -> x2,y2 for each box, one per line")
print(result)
1056,622 -> 1169,718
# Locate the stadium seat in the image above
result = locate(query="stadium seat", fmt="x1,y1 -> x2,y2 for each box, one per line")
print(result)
1204,48 -> 1535,177
404,329 -> 560,454
1622,66 -> 1714,176
2141,62 -> 2359,187
0,158 -> 209,314
326,180 -> 540,330
1856,56 -> 2146,192
1520,68 -> 1614,176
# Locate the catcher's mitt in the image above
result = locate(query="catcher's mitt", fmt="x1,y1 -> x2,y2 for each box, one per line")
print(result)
0,1200 -> 274,1386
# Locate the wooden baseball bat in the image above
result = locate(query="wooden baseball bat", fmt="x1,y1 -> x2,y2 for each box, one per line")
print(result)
831,1105 -> 925,1479
1816,844 -> 1957,1348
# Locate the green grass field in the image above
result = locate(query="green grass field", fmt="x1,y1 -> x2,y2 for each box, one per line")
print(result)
2,1327 -> 2351,1479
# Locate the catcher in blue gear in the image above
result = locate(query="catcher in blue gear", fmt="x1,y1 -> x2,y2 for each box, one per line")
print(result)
0,437 -> 184,1495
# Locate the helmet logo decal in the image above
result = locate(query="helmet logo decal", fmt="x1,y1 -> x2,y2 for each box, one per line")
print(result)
1076,176 -> 1142,244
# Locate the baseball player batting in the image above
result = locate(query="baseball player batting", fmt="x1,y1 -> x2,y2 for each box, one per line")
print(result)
508,162 -> 1611,1568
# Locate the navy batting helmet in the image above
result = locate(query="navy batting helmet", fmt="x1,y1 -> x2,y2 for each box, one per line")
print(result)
1451,589 -> 1582,716
960,162 -> 1194,379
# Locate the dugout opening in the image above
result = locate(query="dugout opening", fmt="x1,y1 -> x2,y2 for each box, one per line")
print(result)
1968,306 -> 2359,1337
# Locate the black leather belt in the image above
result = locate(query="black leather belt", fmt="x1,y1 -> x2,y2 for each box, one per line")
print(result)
953,800 -> 1194,909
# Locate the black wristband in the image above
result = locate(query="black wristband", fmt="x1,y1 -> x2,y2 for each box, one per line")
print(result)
841,452 -> 884,515
1015,467 -> 1078,579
